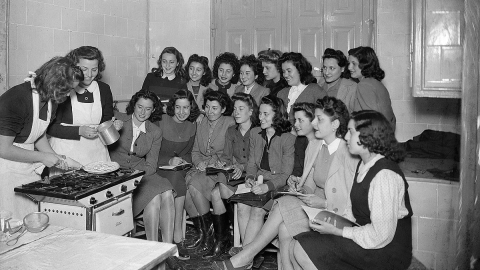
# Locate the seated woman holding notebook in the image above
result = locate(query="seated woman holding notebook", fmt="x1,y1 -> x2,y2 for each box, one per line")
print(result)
211,96 -> 358,270
291,110 -> 413,270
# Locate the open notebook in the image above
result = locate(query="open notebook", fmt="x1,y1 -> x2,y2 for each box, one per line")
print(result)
302,205 -> 359,229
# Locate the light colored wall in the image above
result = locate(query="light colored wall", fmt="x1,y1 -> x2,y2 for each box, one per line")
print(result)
148,0 -> 211,71
0,0 -> 6,94
376,0 -> 461,142
7,0 -> 148,101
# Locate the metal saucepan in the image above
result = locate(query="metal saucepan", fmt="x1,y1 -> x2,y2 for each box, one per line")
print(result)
97,120 -> 120,145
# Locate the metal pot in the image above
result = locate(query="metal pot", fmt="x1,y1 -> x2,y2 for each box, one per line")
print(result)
97,120 -> 120,145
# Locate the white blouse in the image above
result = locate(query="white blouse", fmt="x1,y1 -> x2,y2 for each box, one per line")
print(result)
342,154 -> 409,249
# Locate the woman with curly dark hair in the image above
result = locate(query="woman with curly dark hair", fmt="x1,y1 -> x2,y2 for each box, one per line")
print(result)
233,55 -> 270,105
142,47 -> 187,102
49,46 -> 120,173
184,54 -> 212,108
320,48 -> 357,112
277,52 -> 323,124
209,52 -> 240,97
258,49 -> 288,97
184,89 -> 235,255
348,46 -> 396,131
291,110 -> 412,270
109,90 -> 182,269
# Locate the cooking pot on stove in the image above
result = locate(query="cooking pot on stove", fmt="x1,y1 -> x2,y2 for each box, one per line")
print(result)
97,120 -> 120,145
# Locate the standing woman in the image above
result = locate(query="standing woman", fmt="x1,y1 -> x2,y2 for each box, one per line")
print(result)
348,46 -> 396,131
234,55 -> 270,105
0,57 -> 83,219
277,52 -> 323,124
184,54 -> 212,108
258,49 -> 288,97
185,90 -> 235,252
142,46 -> 187,101
158,90 -> 199,260
48,46 -> 118,168
320,48 -> 357,113
109,90 -> 182,270
237,95 -> 295,249
209,52 -> 240,97
291,110 -> 412,270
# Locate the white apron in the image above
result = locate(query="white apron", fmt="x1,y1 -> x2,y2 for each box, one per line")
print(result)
49,81 -> 110,167
0,91 -> 52,219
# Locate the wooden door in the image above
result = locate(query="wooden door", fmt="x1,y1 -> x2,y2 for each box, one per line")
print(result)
212,0 -> 286,58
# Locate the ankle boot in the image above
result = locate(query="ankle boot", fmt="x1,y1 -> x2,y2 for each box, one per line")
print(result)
185,215 -> 203,249
196,212 -> 215,252
202,213 -> 232,259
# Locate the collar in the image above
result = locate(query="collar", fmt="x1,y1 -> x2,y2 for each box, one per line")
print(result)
244,83 -> 256,93
323,78 -> 341,92
358,154 -> 384,175
131,115 -> 147,133
208,116 -> 222,128
215,79 -> 231,90
161,74 -> 176,80
290,83 -> 307,92
259,128 -> 282,139
321,137 -> 341,155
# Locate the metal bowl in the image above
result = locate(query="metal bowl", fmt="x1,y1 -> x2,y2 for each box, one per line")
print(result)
23,212 -> 49,233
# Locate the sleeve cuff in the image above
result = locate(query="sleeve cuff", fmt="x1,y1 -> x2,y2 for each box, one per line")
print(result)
266,181 -> 275,191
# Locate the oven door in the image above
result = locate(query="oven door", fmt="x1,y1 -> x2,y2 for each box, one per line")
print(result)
93,194 -> 134,236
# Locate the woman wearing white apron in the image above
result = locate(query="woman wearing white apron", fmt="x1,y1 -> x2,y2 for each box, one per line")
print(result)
0,57 -> 83,219
48,46 -> 121,168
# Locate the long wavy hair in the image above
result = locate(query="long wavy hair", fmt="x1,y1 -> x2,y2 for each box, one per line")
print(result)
203,88 -> 234,116
260,95 -> 292,134
278,52 -> 316,85
34,56 -> 83,103
322,48 -> 350,79
66,46 -> 106,80
350,110 -> 405,162
166,89 -> 201,122
348,46 -> 385,81
232,92 -> 260,127
126,90 -> 163,122
184,54 -> 212,87
152,47 -> 186,82
315,96 -> 350,139
212,52 -> 240,84
258,48 -> 283,75
239,54 -> 265,85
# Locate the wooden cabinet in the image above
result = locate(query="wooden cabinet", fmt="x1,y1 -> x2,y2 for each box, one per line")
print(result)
411,0 -> 464,98
212,0 -> 375,70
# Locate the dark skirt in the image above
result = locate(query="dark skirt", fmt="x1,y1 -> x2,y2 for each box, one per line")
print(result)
157,169 -> 187,197
132,173 -> 174,216
295,218 -> 412,270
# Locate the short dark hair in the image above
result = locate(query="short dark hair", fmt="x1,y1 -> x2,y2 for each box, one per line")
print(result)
184,54 -> 212,87
166,89 -> 201,122
351,110 -> 405,162
212,52 -> 240,84
153,47 -> 186,82
322,48 -> 350,79
126,90 -> 162,122
232,92 -> 259,127
239,54 -> 265,85
260,95 -> 292,134
258,49 -> 283,76
278,52 -> 316,85
315,96 -> 350,138
66,46 -> 106,80
348,46 -> 385,81
34,56 -> 80,103
292,102 -> 315,122
203,89 -> 233,116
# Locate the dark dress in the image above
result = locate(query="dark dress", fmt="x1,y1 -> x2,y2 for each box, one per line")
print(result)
292,136 -> 308,177
295,158 -> 413,270
264,78 -> 288,97
156,115 -> 196,197
142,73 -> 187,101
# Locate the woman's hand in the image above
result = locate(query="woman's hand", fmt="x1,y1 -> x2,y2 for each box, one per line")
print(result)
245,177 -> 256,188
64,156 -> 82,170
41,153 -> 65,168
112,117 -> 123,131
215,160 -> 226,168
251,183 -> 268,195
298,194 -> 326,208
287,175 -> 301,191
79,125 -> 98,139
169,157 -> 185,166
196,114 -> 205,124
196,161 -> 207,171
231,165 -> 242,179
309,219 -> 342,236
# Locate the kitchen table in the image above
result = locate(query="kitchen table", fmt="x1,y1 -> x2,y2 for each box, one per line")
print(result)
0,225 -> 177,270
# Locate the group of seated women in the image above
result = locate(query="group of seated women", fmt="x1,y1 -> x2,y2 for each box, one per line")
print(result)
0,43 -> 410,270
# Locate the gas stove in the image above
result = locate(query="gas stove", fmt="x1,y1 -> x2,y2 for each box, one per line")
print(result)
14,168 -> 145,235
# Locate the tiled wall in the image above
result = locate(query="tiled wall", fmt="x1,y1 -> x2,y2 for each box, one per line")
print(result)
408,178 -> 459,269
7,0 -> 148,100
376,0 -> 461,142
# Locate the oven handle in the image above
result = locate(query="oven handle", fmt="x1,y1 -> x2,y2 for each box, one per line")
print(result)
112,209 -> 125,216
